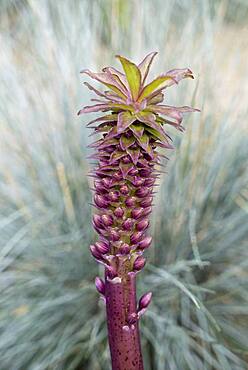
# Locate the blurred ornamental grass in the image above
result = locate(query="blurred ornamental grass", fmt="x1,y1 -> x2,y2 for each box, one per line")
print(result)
0,0 -> 248,369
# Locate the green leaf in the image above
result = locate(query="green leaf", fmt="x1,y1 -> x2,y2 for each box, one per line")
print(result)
119,162 -> 133,179
136,112 -> 168,141
127,147 -> 140,165
138,75 -> 174,102
116,55 -> 141,101
110,150 -> 126,162
145,126 -> 168,143
117,111 -> 136,133
137,133 -> 152,155
120,135 -> 136,150
130,123 -> 144,139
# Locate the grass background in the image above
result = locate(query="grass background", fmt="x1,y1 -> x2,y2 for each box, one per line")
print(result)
0,0 -> 248,369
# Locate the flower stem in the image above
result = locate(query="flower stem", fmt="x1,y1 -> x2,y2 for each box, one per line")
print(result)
105,270 -> 144,370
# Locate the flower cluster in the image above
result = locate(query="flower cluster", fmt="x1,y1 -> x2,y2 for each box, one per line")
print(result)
78,52 -> 199,286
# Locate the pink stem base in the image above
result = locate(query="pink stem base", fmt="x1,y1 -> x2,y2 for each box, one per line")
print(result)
105,270 -> 144,370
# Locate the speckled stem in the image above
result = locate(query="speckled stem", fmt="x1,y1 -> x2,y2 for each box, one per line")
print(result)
105,270 -> 144,370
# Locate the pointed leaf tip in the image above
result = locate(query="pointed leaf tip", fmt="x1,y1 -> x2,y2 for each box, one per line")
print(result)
138,51 -> 158,85
117,111 -> 136,134
116,55 -> 141,101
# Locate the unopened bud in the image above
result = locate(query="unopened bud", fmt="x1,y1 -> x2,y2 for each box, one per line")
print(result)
125,196 -> 136,208
101,214 -> 113,227
119,243 -> 131,255
136,187 -> 150,198
120,185 -> 129,195
94,194 -> 109,208
108,191 -> 119,202
90,245 -> 103,260
92,214 -> 103,228
106,265 -> 117,279
132,177 -> 145,187
140,196 -> 153,207
114,207 -> 124,218
136,219 -> 149,231
95,241 -> 109,254
139,168 -> 152,177
113,171 -> 123,180
138,292 -> 152,310
130,231 -> 144,244
123,218 -> 134,231
131,207 -> 144,219
133,256 -> 146,271
95,183 -> 108,194
109,229 -> 120,241
142,206 -> 152,217
95,277 -> 105,295
101,178 -> 112,188
143,178 -> 156,187
128,168 -> 138,176
138,236 -> 152,250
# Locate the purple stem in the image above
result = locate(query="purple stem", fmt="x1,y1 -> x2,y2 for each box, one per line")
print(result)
105,270 -> 144,370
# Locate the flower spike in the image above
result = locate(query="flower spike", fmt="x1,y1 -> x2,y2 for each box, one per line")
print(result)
79,52 -> 199,370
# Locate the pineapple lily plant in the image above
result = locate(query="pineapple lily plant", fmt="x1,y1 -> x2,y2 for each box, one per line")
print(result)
78,52 -> 199,370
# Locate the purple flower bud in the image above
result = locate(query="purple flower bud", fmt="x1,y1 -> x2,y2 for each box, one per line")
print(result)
104,146 -> 115,153
120,185 -> 129,195
92,214 -> 103,228
136,219 -> 149,231
131,207 -> 144,219
142,206 -> 152,217
119,243 -> 131,255
101,178 -> 112,188
128,168 -> 138,176
143,178 -> 156,187
95,241 -> 110,254
114,207 -> 124,218
130,231 -> 144,244
133,256 -> 146,271
94,194 -> 109,208
106,265 -> 117,279
95,184 -> 108,194
95,277 -> 105,295
132,177 -> 145,187
125,196 -> 136,208
140,196 -> 153,207
113,171 -> 123,180
108,190 -> 119,202
123,218 -> 134,231
138,236 -> 152,250
90,245 -> 103,260
109,229 -> 120,241
138,292 -> 152,310
139,168 -> 152,177
135,187 -> 150,198
101,214 -> 113,227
